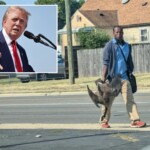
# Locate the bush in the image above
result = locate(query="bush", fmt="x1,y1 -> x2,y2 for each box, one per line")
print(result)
77,28 -> 110,49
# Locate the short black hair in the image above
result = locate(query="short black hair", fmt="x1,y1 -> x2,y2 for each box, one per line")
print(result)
113,26 -> 123,32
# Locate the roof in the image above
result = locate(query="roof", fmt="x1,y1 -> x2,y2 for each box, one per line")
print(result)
80,0 -> 150,26
79,10 -> 118,27
58,27 -> 94,34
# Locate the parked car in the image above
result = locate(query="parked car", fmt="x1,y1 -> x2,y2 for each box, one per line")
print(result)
17,55 -> 66,82
16,73 -> 35,83
36,55 -> 66,81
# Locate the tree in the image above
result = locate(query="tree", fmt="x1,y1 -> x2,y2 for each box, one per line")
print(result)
34,0 -> 85,29
0,1 -> 6,4
77,28 -> 110,49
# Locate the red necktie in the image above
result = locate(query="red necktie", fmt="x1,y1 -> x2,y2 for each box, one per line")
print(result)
11,41 -> 23,72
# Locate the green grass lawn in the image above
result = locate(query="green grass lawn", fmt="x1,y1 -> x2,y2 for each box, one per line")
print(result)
0,73 -> 150,94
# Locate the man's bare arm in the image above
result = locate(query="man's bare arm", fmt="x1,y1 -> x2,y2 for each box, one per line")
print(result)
101,65 -> 108,82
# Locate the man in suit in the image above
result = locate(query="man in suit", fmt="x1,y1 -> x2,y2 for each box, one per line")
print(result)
0,6 -> 34,72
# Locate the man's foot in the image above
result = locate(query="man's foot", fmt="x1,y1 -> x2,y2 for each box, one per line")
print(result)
101,122 -> 110,128
130,120 -> 146,128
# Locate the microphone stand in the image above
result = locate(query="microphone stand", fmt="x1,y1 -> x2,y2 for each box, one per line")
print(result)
39,34 -> 57,50
35,34 -> 57,50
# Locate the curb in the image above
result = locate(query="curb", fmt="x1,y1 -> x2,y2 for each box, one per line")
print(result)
0,91 -> 88,97
0,90 -> 150,97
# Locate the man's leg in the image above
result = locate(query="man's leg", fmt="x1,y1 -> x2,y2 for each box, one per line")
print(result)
121,80 -> 146,127
99,96 -> 115,128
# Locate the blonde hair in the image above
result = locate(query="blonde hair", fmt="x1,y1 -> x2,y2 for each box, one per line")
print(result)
2,6 -> 31,27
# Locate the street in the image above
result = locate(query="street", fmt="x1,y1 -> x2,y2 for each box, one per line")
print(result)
0,93 -> 150,150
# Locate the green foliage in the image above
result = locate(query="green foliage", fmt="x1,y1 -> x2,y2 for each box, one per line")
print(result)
34,0 -> 85,29
77,28 -> 110,49
0,1 -> 6,4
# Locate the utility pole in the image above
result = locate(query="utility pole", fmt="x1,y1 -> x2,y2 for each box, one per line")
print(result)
65,0 -> 75,84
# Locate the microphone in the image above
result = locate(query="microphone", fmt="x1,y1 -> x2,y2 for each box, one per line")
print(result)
24,31 -> 50,47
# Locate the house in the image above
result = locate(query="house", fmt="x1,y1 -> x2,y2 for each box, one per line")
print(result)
81,0 -> 150,44
59,0 -> 150,53
59,9 -> 118,54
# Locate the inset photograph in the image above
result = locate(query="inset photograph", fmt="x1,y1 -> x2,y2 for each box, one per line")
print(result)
0,5 -> 57,73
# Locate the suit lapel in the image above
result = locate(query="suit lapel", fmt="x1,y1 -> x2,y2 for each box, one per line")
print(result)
0,31 -> 15,72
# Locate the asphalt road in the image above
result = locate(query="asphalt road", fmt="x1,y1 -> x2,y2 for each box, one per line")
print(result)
0,93 -> 150,150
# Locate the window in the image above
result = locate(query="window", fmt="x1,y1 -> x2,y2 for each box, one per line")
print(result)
140,28 -> 148,42
76,15 -> 82,22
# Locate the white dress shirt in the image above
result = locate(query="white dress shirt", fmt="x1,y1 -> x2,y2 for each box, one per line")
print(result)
2,28 -> 23,72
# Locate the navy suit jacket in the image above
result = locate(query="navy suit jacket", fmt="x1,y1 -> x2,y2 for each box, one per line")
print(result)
0,31 -> 34,72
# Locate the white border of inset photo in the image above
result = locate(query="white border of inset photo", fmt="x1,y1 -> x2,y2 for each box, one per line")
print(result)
0,5 -> 58,73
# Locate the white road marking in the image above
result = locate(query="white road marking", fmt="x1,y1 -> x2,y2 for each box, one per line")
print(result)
0,101 -> 149,107
0,123 -> 149,131
0,103 -> 92,107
